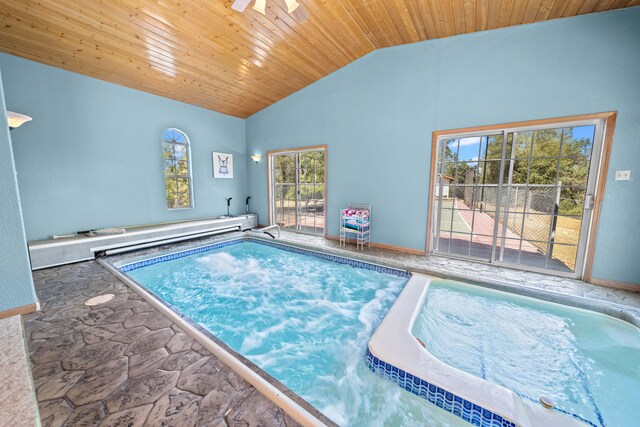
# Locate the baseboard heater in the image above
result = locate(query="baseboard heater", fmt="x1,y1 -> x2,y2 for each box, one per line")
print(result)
96,225 -> 240,257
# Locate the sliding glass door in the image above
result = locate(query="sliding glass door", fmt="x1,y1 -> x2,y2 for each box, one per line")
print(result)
432,119 -> 604,277
269,147 -> 326,235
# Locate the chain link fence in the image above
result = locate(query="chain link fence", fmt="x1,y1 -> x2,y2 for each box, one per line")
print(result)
460,184 -> 558,243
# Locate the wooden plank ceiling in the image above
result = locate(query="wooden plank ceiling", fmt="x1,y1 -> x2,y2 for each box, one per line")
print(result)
0,1 -> 637,118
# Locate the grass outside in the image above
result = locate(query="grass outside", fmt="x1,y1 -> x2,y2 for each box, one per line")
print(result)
498,212 -> 581,270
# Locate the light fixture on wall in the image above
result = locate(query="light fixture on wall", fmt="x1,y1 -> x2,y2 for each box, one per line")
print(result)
231,0 -> 300,15
7,111 -> 32,130
251,154 -> 262,163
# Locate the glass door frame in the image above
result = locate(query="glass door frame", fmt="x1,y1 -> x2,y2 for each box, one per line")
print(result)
267,145 -> 328,237
428,113 -> 616,280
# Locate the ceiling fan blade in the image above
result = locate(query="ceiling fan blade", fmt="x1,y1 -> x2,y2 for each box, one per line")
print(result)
284,0 -> 300,13
252,0 -> 266,15
231,0 -> 252,12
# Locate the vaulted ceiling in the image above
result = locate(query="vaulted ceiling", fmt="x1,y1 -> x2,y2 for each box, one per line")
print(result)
0,1 -> 637,118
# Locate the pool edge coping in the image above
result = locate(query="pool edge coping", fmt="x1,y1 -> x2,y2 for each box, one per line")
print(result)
114,236 -> 411,279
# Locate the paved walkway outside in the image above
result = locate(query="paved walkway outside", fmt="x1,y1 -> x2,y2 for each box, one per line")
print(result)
25,261 -> 300,427
452,199 -> 539,252
438,199 -> 538,251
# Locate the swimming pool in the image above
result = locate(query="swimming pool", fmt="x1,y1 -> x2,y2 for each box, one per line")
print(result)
369,276 -> 640,427
412,280 -> 640,427
119,239 -> 469,426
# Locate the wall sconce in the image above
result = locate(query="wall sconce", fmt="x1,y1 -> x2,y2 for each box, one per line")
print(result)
251,154 -> 262,163
7,111 -> 33,130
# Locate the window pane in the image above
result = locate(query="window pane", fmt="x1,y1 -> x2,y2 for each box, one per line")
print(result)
483,134 -> 504,160
312,152 -> 325,182
526,187 -> 560,214
173,131 -> 186,144
471,209 -> 497,236
499,237 -> 549,266
513,131 -> 533,159
548,244 -> 578,272
274,155 -> 295,183
176,156 -> 189,175
559,157 -> 590,187
176,178 -> 190,194
470,239 -> 493,260
164,159 -> 177,175
479,161 -> 501,185
162,129 -> 192,209
173,143 -> 186,159
455,162 -> 476,184
522,214 -> 552,243
531,128 -> 562,158
444,162 -> 458,182
456,136 -> 482,162
445,139 -> 459,161
510,159 -> 528,184
166,184 -> 178,208
529,158 -> 558,184
559,188 -> 585,216
465,186 -> 482,209
162,142 -> 176,160
505,186 -> 528,213
165,177 -> 177,194
562,126 -> 594,157
439,209 -> 456,232
447,233 -> 471,256
474,186 -> 499,211
553,216 -> 582,245
450,185 -> 465,200
178,192 -> 191,208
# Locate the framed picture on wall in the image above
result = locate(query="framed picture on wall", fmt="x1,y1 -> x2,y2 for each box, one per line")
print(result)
212,152 -> 234,179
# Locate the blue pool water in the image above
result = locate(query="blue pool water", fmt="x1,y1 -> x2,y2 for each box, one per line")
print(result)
412,280 -> 640,427
125,241 -> 468,426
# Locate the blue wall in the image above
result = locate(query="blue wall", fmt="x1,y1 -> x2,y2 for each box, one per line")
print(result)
0,67 -> 38,311
0,53 -> 247,241
247,8 -> 640,284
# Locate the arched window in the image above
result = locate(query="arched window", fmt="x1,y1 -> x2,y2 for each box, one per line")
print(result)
162,128 -> 193,209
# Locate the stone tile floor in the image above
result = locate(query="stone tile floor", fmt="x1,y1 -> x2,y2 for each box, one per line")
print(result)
25,261 -> 300,427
